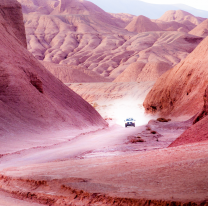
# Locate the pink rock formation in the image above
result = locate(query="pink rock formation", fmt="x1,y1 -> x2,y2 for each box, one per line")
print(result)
125,15 -> 162,33
112,32 -> 202,81
51,0 -> 124,27
158,10 -> 205,26
114,61 -> 172,82
144,36 -> 208,118
0,0 -> 107,137
113,62 -> 145,82
40,61 -> 110,83
109,13 -> 135,25
17,0 -> 205,82
154,20 -> 191,32
189,19 -> 208,37
137,61 -> 172,82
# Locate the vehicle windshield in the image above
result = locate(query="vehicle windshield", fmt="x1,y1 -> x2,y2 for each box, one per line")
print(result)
126,118 -> 134,121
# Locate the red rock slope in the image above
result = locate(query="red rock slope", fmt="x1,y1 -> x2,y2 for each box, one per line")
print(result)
0,0 -> 107,137
144,36 -> 208,117
0,0 -> 27,48
169,86 -> 208,147
189,19 -> 208,37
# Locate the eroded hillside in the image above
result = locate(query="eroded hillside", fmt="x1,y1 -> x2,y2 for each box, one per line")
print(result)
18,0 -> 206,82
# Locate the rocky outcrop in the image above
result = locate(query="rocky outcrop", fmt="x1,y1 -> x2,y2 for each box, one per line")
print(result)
189,19 -> 208,37
125,15 -> 161,33
143,36 -> 207,117
0,0 -> 107,137
193,85 -> 208,124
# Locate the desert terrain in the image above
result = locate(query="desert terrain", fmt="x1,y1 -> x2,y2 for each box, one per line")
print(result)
1,0 -> 208,205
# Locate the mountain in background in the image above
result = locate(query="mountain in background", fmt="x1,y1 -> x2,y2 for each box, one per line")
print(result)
87,0 -> 208,19
18,0 -> 206,83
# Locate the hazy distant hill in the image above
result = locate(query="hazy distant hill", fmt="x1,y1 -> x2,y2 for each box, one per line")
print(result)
87,0 -> 208,19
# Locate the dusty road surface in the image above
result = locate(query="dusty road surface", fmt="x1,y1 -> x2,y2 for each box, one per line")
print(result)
1,118 -> 207,206
0,190 -> 43,206
0,120 -> 186,171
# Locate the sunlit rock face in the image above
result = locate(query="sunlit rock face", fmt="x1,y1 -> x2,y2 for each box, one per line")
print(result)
0,0 -> 107,137
189,19 -> 208,37
17,0 -> 204,82
143,36 -> 208,118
